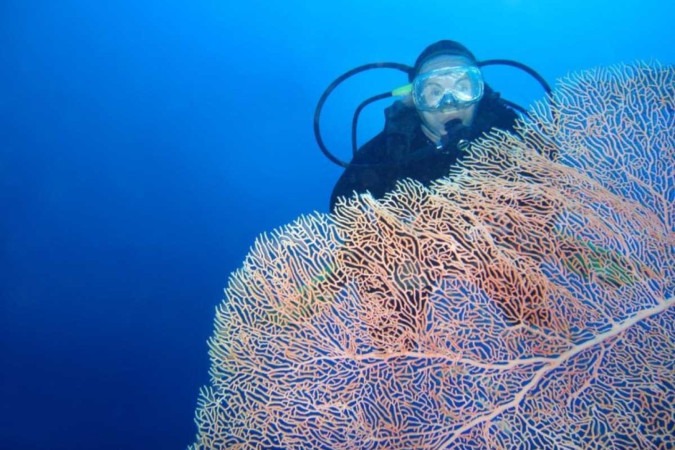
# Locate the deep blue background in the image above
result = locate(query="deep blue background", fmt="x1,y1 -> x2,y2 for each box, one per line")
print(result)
1,1 -> 673,448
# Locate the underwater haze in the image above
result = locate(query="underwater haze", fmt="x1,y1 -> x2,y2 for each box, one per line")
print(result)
1,1 -> 673,449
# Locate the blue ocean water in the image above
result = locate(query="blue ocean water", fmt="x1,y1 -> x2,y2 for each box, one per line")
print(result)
1,1 -> 673,448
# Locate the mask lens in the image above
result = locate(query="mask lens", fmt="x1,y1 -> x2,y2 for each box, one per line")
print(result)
413,66 -> 484,111
420,81 -> 446,108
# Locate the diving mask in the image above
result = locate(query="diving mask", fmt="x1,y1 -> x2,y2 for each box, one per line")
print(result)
411,66 -> 484,111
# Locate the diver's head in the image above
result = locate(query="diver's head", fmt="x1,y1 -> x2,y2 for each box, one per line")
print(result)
410,40 -> 478,81
409,41 -> 484,144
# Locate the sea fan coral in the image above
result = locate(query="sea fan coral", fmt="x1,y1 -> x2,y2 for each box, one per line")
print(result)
189,62 -> 674,449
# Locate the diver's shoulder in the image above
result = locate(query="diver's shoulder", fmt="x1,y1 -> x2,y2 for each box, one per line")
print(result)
384,99 -> 417,119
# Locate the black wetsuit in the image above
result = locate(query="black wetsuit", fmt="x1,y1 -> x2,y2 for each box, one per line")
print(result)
329,85 -> 518,211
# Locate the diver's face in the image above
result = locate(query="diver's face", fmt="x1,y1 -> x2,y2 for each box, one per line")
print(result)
415,55 -> 479,137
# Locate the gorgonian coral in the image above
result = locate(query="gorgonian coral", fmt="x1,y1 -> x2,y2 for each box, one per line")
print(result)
189,62 -> 673,449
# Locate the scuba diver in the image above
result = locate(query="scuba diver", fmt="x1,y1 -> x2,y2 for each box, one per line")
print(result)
313,40 -> 552,212
315,44 -> 639,335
